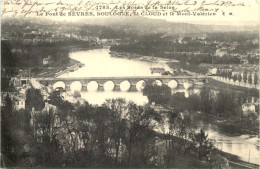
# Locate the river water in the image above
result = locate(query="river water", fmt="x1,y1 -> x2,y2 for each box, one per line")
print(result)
58,48 -> 259,164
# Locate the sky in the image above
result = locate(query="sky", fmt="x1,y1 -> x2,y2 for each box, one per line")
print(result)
1,0 -> 259,25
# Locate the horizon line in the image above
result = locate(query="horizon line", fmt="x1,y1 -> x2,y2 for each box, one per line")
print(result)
2,16 -> 259,27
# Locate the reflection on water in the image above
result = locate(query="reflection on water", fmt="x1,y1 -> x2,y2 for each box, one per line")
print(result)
59,48 -> 259,165
195,114 -> 259,164
208,129 -> 259,164
80,91 -> 149,106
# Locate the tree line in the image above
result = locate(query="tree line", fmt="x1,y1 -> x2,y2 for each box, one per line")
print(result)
143,83 -> 259,132
216,69 -> 258,87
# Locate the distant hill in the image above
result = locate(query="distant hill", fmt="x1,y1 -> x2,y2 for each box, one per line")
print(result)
78,16 -> 259,35
2,16 -> 258,35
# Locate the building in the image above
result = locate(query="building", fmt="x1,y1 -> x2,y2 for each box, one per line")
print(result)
43,58 -> 49,65
215,48 -> 228,57
13,97 -> 25,110
197,34 -> 207,40
208,68 -> 217,75
43,55 -> 52,65
240,59 -> 249,65
242,103 -> 256,116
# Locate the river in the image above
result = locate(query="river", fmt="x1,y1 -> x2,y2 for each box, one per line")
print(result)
58,48 -> 259,165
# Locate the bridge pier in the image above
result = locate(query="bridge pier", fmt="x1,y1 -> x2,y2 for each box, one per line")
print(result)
82,85 -> 88,91
129,84 -> 137,92
177,83 -> 184,89
99,84 -> 104,92
65,84 -> 71,91
114,84 -> 120,91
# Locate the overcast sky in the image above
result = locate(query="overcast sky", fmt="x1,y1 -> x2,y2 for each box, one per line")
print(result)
1,0 -> 259,25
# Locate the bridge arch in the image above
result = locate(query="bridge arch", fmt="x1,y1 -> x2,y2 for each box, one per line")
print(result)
53,81 -> 66,90
70,81 -> 82,92
87,81 -> 99,92
104,80 -> 115,91
183,81 -> 194,89
168,80 -> 178,89
136,80 -> 146,91
120,80 -> 131,92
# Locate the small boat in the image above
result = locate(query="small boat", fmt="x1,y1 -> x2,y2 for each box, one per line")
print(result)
150,67 -> 165,74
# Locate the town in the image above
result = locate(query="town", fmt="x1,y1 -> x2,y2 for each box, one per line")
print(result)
1,17 -> 259,169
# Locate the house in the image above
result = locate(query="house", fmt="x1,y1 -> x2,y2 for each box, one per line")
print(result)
240,59 -> 249,65
43,58 -> 49,65
10,93 -> 26,110
251,39 -> 259,45
177,35 -> 184,43
43,55 -> 52,65
242,103 -> 256,116
14,97 -> 25,110
231,71 -> 240,76
216,48 -> 228,57
197,34 -> 207,40
208,68 -> 217,75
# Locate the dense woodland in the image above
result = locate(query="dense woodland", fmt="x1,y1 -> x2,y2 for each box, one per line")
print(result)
1,40 -> 74,68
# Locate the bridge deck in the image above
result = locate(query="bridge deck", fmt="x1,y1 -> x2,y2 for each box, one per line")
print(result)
35,75 -> 211,81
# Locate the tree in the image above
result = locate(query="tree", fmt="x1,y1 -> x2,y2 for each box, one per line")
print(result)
25,88 -> 45,111
221,71 -> 225,78
243,70 -> 247,84
191,129 -> 215,160
216,68 -> 220,76
1,41 -> 17,70
33,109 -> 64,167
89,106 -> 114,166
238,73 -> 242,85
168,92 -> 189,112
228,71 -> 232,81
1,95 -> 16,164
48,88 -> 73,111
103,98 -> 128,166
224,71 -> 228,79
188,94 -> 201,111
213,91 -> 237,118
125,102 -> 161,167
143,83 -> 171,105
254,72 -> 258,87
165,109 -> 196,167
232,74 -> 237,84
248,72 -> 252,86
199,87 -> 212,113
1,95 -> 33,166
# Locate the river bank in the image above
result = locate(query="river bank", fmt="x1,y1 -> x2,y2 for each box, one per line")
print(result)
155,109 -> 259,167
36,58 -> 84,78
109,51 -> 179,64
37,46 -> 103,78
192,111 -> 259,136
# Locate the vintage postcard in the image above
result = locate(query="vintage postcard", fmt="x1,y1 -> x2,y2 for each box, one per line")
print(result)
1,0 -> 259,168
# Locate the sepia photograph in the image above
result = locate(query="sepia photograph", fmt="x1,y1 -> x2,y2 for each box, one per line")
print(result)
1,0 -> 259,168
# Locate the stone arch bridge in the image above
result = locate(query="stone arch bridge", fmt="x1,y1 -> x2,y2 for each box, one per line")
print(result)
32,76 -> 211,92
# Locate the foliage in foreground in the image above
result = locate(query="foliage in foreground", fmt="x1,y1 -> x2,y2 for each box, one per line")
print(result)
1,88 -> 226,168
